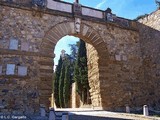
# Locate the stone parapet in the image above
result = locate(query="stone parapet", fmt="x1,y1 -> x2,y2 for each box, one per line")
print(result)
0,0 -> 138,30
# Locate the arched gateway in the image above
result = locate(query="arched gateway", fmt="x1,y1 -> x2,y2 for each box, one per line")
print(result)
0,0 -> 160,113
40,21 -> 109,109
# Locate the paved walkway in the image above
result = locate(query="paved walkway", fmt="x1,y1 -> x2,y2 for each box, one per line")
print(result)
56,108 -> 160,120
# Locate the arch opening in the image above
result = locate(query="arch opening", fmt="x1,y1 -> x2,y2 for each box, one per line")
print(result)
40,21 -> 109,109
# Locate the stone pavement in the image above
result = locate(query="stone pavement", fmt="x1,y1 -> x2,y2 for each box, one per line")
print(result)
1,108 -> 160,120
56,108 -> 160,120
0,113 -> 48,120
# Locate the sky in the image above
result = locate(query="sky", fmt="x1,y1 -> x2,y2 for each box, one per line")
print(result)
54,0 -> 157,69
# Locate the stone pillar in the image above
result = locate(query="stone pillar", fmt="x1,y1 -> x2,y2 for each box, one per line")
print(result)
143,105 -> 149,116
104,7 -> 116,22
40,106 -> 46,117
71,83 -> 76,108
73,0 -> 82,16
126,105 -> 130,113
49,108 -> 56,120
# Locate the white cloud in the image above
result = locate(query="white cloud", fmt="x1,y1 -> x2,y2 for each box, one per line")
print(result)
95,0 -> 107,9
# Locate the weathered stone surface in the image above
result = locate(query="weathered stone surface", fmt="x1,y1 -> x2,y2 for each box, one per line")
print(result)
6,64 -> 16,75
0,65 -> 2,75
138,10 -> 160,31
86,43 -> 101,107
138,9 -> 160,109
21,42 -> 29,51
18,66 -> 28,76
9,38 -> 18,50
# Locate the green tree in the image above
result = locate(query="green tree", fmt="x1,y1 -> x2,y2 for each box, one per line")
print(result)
63,63 -> 71,108
134,14 -> 148,21
54,56 -> 63,108
74,39 -> 90,104
54,39 -> 91,108
69,42 -> 79,83
69,43 -> 78,61
59,62 -> 65,108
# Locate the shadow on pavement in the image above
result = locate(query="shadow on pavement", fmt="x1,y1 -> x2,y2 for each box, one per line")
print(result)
69,114 -> 128,120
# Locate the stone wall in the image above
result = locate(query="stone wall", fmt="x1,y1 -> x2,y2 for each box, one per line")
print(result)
86,43 -> 101,108
70,82 -> 80,108
0,5 -> 57,112
138,10 -> 160,31
138,9 -> 160,109
0,4 -> 142,111
84,20 -> 146,110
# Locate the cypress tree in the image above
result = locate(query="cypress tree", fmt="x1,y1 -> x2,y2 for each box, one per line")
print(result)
59,62 -> 65,108
54,56 -> 63,107
63,63 -> 71,108
54,39 -> 91,108
74,39 -> 90,104
69,42 -> 79,83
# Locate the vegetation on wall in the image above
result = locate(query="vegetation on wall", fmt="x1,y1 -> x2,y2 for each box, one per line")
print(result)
134,14 -> 148,21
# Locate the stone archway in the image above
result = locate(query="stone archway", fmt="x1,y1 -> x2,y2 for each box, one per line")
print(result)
39,21 -> 109,109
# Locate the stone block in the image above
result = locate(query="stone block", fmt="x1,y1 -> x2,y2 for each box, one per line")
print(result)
21,42 -> 29,51
40,106 -> 46,117
62,114 -> 68,120
82,25 -> 89,36
0,65 -> 2,75
6,64 -> 15,75
122,55 -> 127,61
47,0 -> 72,13
9,39 -> 18,50
73,2 -> 82,15
49,108 -> 56,120
82,7 -> 103,18
18,66 -> 28,76
2,89 -> 9,93
115,55 -> 121,61
0,79 -> 7,84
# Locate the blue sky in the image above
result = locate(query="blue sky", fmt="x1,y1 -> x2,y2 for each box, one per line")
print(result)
62,0 -> 157,19
54,0 -> 157,68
